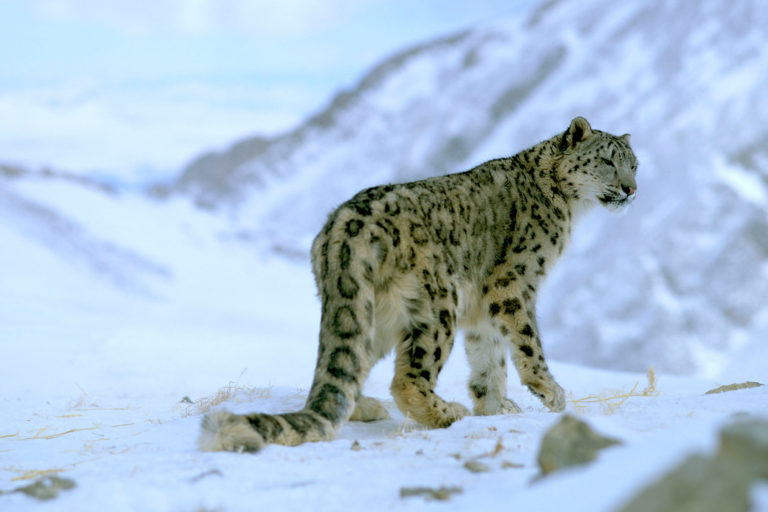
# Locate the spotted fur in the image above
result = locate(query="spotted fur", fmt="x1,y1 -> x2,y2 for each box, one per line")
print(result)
198,117 -> 638,452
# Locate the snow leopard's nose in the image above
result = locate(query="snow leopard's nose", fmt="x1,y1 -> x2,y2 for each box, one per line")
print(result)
619,171 -> 637,198
621,184 -> 635,197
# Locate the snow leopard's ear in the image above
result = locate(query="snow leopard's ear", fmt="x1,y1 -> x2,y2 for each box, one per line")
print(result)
560,116 -> 593,151
621,133 -> 631,144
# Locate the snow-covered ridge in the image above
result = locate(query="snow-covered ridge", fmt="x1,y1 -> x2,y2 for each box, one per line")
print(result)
173,29 -> 478,208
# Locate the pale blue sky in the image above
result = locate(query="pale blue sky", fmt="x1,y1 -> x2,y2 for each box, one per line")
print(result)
0,0 -> 535,179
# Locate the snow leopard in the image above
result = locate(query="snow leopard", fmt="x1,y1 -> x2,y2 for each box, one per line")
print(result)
198,116 -> 638,452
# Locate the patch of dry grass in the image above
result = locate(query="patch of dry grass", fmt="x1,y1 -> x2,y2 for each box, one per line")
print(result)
569,366 -> 658,413
182,383 -> 273,417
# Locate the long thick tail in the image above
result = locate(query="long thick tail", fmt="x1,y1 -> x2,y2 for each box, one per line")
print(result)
198,211 -> 377,452
198,407 -> 337,452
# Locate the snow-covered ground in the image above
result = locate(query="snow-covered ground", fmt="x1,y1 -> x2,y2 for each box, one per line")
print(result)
1,297 -> 766,510
1,180 -> 767,511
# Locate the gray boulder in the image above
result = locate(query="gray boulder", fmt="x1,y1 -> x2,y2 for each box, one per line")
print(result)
618,417 -> 768,512
536,414 -> 621,476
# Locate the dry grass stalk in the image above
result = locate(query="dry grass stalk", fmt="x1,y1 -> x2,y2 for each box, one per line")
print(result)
18,426 -> 100,441
5,455 -> 107,484
10,468 -> 65,482
73,407 -> 132,412
569,366 -> 659,413
644,366 -> 658,395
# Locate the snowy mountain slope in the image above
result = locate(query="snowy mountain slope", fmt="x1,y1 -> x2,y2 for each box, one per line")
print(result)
0,186 -> 169,298
173,0 -> 768,376
0,169 -> 173,309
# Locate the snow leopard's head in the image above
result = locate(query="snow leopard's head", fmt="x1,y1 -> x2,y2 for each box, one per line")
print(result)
557,117 -> 638,212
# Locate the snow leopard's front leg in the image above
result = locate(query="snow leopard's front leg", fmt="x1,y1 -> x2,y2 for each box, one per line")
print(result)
486,294 -> 566,412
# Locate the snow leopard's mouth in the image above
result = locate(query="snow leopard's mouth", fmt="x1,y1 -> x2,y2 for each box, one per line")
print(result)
598,195 -> 633,209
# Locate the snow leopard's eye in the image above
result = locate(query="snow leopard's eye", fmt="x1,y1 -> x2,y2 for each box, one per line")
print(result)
601,157 -> 615,167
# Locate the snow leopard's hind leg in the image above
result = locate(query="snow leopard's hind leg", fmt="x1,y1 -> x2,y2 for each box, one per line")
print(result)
390,273 -> 470,428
